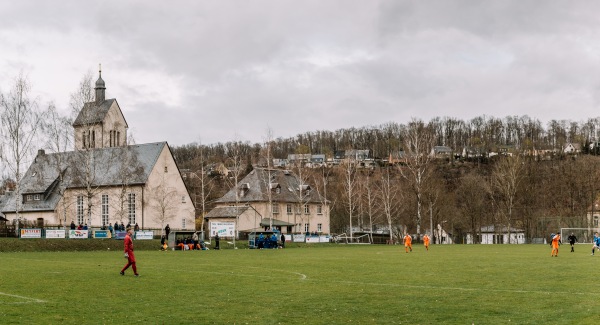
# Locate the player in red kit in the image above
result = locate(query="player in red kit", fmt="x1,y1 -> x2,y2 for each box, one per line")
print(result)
120,227 -> 139,276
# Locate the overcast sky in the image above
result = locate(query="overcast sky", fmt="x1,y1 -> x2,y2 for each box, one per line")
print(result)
2,1 -> 600,147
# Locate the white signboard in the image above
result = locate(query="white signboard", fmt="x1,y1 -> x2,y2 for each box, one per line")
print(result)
306,235 -> 330,243
20,229 -> 42,239
69,229 -> 89,239
135,231 -> 154,240
210,221 -> 236,237
45,229 -> 66,239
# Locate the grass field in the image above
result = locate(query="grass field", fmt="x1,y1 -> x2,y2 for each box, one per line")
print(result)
1,243 -> 599,324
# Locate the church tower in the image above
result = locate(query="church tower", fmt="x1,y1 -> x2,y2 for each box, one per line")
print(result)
72,66 -> 129,150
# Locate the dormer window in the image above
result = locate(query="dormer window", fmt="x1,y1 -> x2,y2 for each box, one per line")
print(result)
34,194 -> 41,201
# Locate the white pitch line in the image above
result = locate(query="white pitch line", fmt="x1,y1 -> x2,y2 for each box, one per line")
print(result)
331,280 -> 590,296
0,292 -> 47,304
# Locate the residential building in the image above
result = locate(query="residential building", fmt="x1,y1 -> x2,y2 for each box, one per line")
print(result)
204,168 -> 330,238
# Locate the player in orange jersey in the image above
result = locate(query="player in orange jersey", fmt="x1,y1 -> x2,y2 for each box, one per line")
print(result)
550,232 -> 561,257
403,233 -> 412,253
423,234 -> 430,251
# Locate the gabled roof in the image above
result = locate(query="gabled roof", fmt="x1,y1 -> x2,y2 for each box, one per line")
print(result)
3,142 -> 167,214
72,99 -> 129,128
215,168 -> 326,204
204,206 -> 250,219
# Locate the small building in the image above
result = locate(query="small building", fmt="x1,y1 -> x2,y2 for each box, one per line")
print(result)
467,225 -> 526,244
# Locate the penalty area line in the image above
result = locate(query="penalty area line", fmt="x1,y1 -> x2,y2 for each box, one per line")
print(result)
0,292 -> 47,304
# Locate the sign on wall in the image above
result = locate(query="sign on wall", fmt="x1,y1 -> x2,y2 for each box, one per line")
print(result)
210,221 -> 236,237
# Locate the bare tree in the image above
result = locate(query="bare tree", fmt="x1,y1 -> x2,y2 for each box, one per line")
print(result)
148,171 -> 179,231
398,119 -> 436,237
0,73 -> 44,234
39,102 -> 74,226
341,155 -> 358,240
376,166 -> 402,242
224,136 -> 248,247
491,155 -> 524,243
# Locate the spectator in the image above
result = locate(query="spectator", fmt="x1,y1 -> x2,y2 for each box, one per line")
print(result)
134,223 -> 139,232
120,222 -> 125,231
83,224 -> 88,230
70,221 -> 76,230
214,233 -> 220,250
108,223 -> 114,235
114,222 -> 119,232
281,233 -> 286,248
77,224 -> 83,230
165,224 -> 171,238
192,232 -> 199,250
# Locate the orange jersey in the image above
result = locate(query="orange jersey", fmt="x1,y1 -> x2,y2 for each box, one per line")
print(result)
404,235 -> 412,246
551,235 -> 560,248
423,236 -> 430,246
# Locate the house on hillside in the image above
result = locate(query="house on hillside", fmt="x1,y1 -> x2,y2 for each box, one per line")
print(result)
2,70 -> 195,232
466,225 -> 525,244
429,146 -> 453,159
563,143 -> 581,154
204,168 -> 330,239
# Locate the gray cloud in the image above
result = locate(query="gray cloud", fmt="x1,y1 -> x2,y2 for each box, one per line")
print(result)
1,1 -> 600,146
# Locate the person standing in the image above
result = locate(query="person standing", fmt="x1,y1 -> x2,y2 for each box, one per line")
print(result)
567,233 -> 577,252
164,224 -> 171,239
550,232 -> 560,257
423,234 -> 430,251
403,233 -> 413,253
214,233 -> 220,250
592,232 -> 600,256
120,227 -> 139,276
281,233 -> 286,248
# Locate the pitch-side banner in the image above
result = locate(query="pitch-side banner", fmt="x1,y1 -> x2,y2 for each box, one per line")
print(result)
210,222 -> 235,237
135,231 -> 153,240
69,230 -> 89,239
20,229 -> 42,239
45,229 -> 66,239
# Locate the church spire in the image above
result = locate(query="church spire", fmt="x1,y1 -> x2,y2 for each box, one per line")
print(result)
95,63 -> 106,104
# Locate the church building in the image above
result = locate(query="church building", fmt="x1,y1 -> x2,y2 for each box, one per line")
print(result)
1,70 -> 195,232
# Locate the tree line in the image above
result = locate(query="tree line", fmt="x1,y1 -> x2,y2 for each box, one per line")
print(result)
173,118 -> 600,243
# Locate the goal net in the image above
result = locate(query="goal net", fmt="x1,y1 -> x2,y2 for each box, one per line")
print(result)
560,228 -> 598,244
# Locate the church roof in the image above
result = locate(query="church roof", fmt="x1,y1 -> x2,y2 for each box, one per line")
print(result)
72,98 -> 128,128
2,142 -> 168,214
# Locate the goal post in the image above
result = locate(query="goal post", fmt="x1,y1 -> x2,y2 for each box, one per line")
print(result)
560,228 -> 598,244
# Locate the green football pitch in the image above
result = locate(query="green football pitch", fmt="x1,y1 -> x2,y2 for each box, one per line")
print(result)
1,244 -> 599,324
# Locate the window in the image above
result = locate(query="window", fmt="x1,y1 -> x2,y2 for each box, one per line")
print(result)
317,204 -> 322,214
272,203 -> 279,214
317,223 -> 322,232
34,194 -> 41,201
77,196 -> 84,225
286,204 -> 292,215
304,223 -> 310,233
595,216 -> 599,227
164,166 -> 168,173
26,195 -> 33,201
182,218 -> 186,229
82,131 -> 86,148
304,204 -> 310,214
275,188 -> 280,194
181,196 -> 186,203
101,195 -> 109,226
296,205 -> 301,214
128,193 -> 136,224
